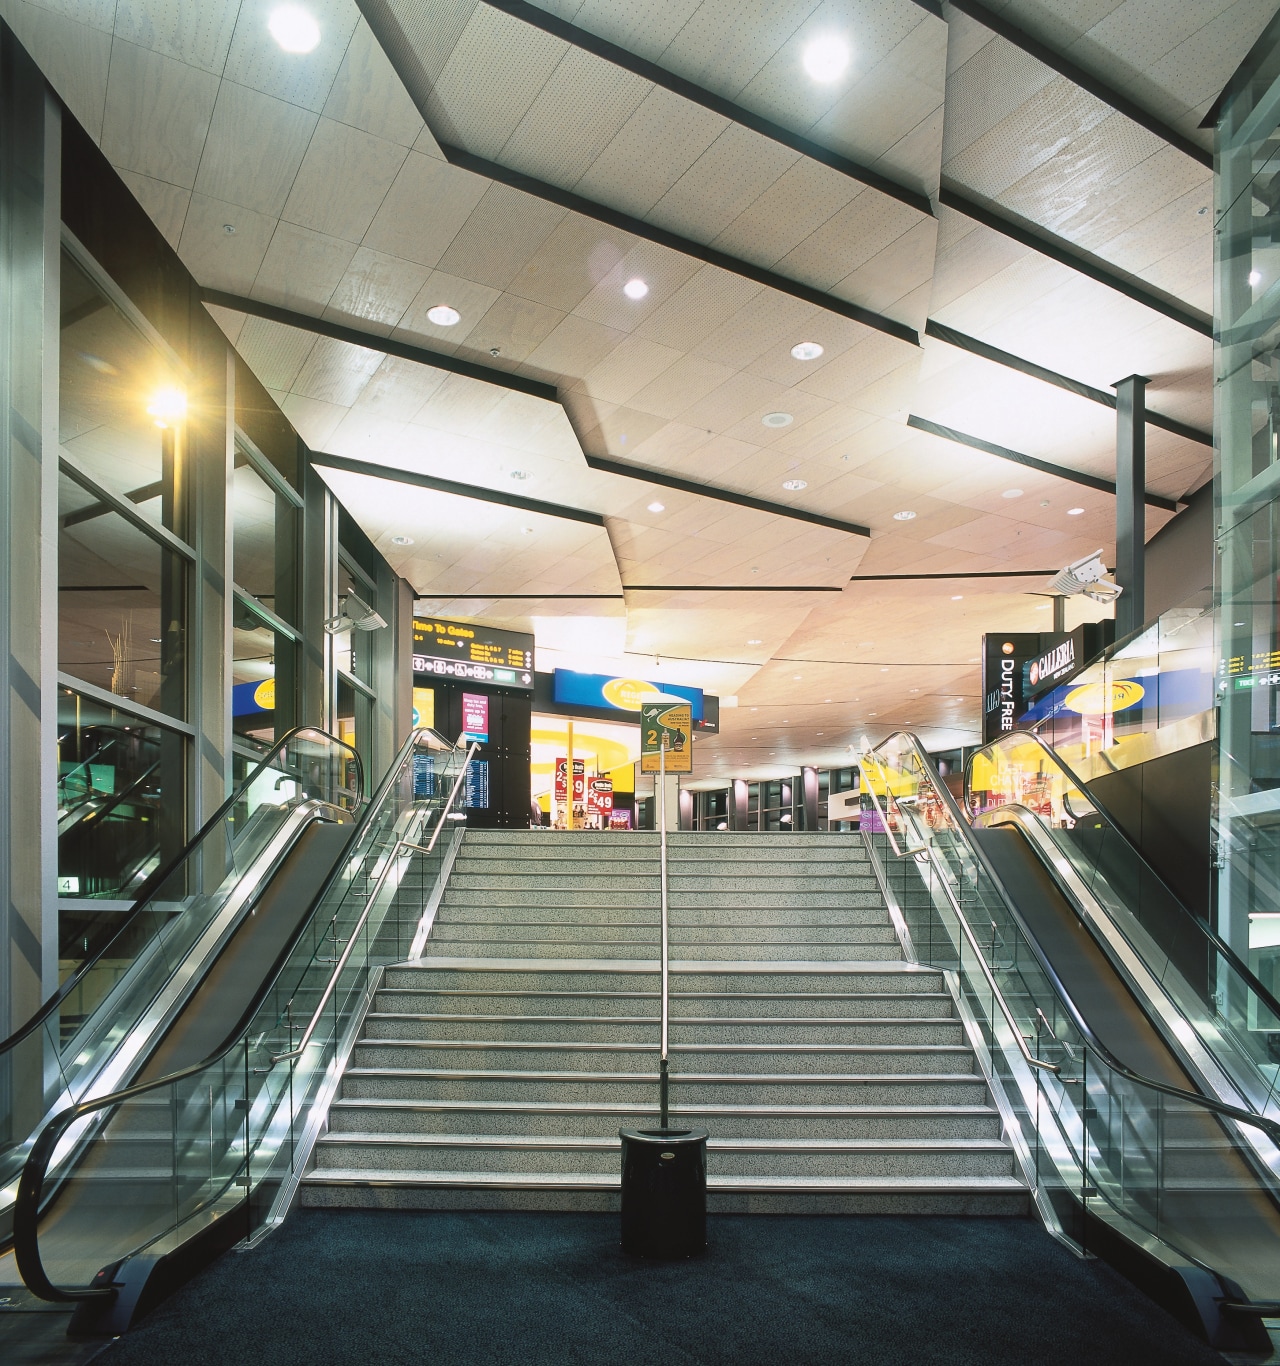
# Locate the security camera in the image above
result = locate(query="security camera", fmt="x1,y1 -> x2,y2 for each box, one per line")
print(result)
323,591 -> 388,634
1047,551 -> 1122,603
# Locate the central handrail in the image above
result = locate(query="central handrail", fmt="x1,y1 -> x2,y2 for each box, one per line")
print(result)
659,742 -> 670,1127
270,736 -> 478,1066
860,732 -> 1280,1147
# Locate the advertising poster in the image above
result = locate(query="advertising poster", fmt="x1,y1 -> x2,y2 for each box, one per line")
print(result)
461,692 -> 489,743
588,776 -> 614,815
554,758 -> 585,801
411,686 -> 435,731
641,700 -> 693,774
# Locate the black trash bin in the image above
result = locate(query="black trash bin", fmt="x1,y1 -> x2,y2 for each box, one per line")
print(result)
619,1128 -> 708,1259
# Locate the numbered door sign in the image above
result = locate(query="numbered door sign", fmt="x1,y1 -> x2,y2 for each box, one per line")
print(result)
640,701 -> 693,774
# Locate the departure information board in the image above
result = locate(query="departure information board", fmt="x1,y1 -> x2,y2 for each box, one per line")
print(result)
412,617 -> 534,689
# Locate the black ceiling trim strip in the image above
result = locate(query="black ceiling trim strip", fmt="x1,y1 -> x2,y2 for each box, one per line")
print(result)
200,288 -> 559,402
479,0 -> 933,219
309,450 -> 606,527
850,569 -> 1066,580
415,593 -> 625,599
944,0 -> 1212,169
585,453 -> 872,538
441,144 -> 920,348
938,186 -> 1213,338
909,0 -> 945,15
924,320 -> 1213,447
906,414 -> 1181,511
623,585 -> 846,592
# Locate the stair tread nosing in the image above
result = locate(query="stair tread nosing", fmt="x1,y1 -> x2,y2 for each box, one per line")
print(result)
304,1169 -> 1026,1191
318,1133 -> 1011,1153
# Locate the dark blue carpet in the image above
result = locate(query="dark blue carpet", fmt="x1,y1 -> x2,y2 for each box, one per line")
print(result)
95,1211 -> 1226,1366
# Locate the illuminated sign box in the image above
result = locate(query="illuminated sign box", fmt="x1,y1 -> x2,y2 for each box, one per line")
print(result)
412,616 -> 534,691
552,669 -> 703,721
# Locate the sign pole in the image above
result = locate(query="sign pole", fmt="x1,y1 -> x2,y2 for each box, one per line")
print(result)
659,737 -> 669,1129
566,720 -> 575,831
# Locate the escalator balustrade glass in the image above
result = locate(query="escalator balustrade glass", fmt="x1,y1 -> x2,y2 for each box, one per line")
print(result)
14,728 -> 467,1304
859,733 -> 1280,1307
966,730 -> 1280,1124
0,727 -> 361,1225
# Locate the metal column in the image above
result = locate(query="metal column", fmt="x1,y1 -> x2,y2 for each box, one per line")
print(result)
1114,375 -> 1148,638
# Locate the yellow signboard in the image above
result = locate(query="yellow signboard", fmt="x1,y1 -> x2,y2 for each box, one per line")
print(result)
412,686 -> 435,730
640,700 -> 692,774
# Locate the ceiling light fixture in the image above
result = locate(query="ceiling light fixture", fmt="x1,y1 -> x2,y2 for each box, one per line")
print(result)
802,34 -> 851,83
624,278 -> 649,300
426,304 -> 460,326
521,527 -> 534,535
389,535 -> 414,546
1250,270 -> 1263,286
268,4 -> 321,53
146,386 -> 187,429
762,412 -> 793,428
647,501 -> 665,512
951,595 -> 963,601
1067,507 -> 1085,516
747,639 -> 762,645
893,510 -> 916,521
1002,488 -> 1023,499
790,341 -> 823,361
782,478 -> 807,491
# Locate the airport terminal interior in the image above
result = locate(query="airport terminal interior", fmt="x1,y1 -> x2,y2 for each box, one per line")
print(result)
5,0 -> 1280,1362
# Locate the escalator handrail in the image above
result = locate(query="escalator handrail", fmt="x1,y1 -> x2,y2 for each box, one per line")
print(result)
861,732 -> 1280,1149
0,726 -> 362,1059
57,755 -> 161,836
13,726 -> 459,1304
963,728 -> 1280,1025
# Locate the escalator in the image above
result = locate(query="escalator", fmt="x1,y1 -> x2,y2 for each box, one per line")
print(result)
861,732 -> 1280,1353
0,727 -> 364,1249
9,726 -> 473,1335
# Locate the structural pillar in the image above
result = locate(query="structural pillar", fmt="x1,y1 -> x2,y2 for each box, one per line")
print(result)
1114,374 -> 1148,639
801,767 -> 820,831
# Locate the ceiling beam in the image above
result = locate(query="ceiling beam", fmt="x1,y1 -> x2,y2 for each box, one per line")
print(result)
200,288 -> 558,401
938,186 -> 1213,337
906,414 -> 1181,511
479,0 -> 933,218
309,450 -> 606,526
924,320 -> 1213,447
443,145 -> 920,347
944,0 -> 1212,169
585,453 -> 872,538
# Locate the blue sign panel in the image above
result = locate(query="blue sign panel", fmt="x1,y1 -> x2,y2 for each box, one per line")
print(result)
552,670 -> 703,722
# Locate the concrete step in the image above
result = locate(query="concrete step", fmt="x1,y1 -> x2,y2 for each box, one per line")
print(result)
421,939 -> 657,960
351,1039 -> 977,1076
662,943 -> 903,961
340,1069 -> 990,1106
427,923 -> 898,947
434,905 -> 892,928
312,1133 -> 1016,1179
325,1098 -> 1005,1141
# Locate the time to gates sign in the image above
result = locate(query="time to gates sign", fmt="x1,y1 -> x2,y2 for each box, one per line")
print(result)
640,699 -> 693,774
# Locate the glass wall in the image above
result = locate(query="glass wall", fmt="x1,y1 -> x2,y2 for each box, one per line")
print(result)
1215,14 -> 1280,987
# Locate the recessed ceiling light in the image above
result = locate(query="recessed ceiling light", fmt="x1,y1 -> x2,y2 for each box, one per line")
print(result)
268,4 -> 320,53
1067,507 -> 1084,516
747,639 -> 762,645
802,34 -> 850,83
390,535 -> 414,546
824,698 -> 831,703
1249,270 -> 1262,286
793,674 -> 802,680
782,478 -> 807,491
1002,488 -> 1023,499
624,278 -> 649,300
426,304 -> 460,326
647,501 -> 665,512
791,341 -> 824,361
1035,603 -> 1051,610
951,594 -> 963,600
510,469 -> 530,480
893,510 -> 916,521
762,412 -> 793,428
521,527 -> 534,535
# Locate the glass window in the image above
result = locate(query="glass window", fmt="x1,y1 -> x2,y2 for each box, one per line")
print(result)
233,451 -> 299,624
60,248 -> 185,536
59,469 -> 187,718
233,595 -> 298,745
57,686 -> 187,964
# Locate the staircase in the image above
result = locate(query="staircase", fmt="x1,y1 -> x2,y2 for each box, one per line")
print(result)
302,830 -> 1026,1214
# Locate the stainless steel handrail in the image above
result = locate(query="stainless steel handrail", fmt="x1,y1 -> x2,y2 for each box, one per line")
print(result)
269,736 -> 478,1066
859,751 -> 1059,1075
659,741 -> 670,1126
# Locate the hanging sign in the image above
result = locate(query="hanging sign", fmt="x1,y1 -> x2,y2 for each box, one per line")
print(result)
640,700 -> 693,774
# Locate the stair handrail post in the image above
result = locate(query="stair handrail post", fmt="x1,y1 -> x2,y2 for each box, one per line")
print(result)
659,737 -> 670,1128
